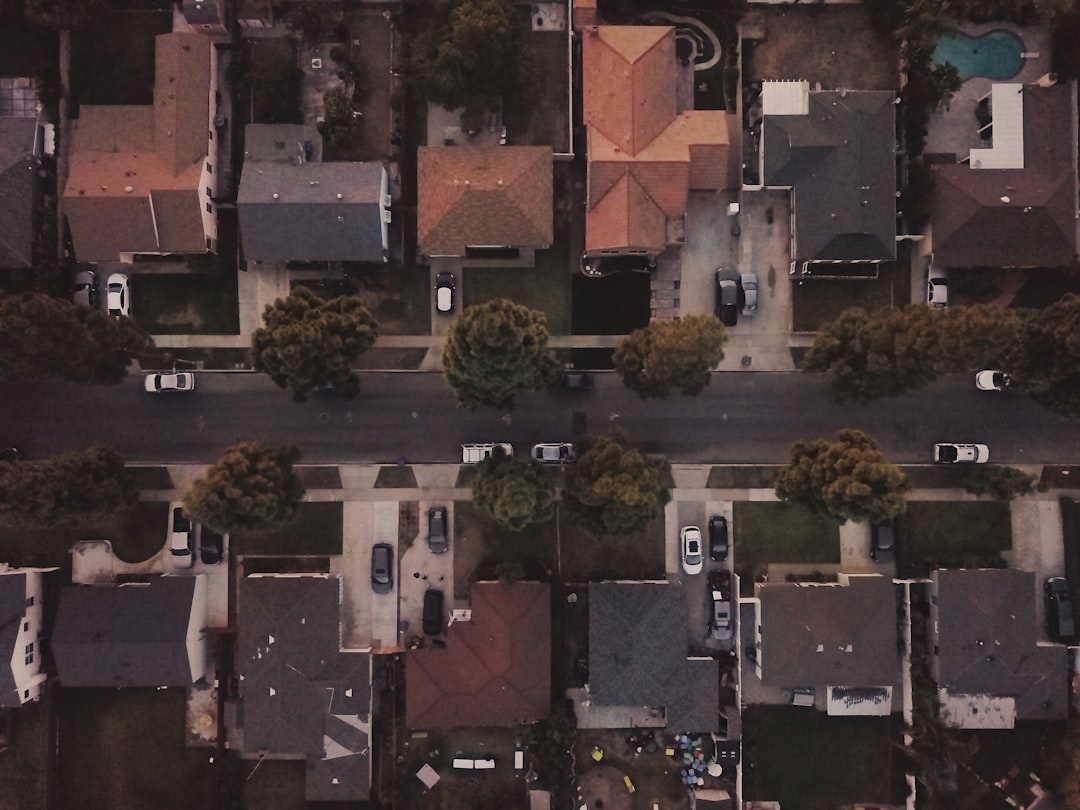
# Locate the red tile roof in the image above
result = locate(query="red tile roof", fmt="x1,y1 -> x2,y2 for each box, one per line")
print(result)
405,582 -> 550,729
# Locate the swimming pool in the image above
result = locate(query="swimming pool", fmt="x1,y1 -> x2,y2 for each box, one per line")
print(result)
932,30 -> 1025,80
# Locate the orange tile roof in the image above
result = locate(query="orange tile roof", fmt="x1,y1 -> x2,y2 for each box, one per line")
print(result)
586,172 -> 667,252
417,146 -> 553,257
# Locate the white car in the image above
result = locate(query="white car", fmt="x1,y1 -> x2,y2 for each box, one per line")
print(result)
681,526 -> 704,575
531,443 -> 576,464
927,263 -> 949,308
169,506 -> 194,568
106,273 -> 130,317
435,272 -> 455,314
461,443 -> 513,464
975,370 -> 1012,391
933,443 -> 989,464
740,272 -> 759,315
144,372 -> 196,393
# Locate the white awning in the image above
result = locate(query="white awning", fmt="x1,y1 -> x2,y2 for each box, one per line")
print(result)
762,80 -> 810,116
969,83 -> 1024,170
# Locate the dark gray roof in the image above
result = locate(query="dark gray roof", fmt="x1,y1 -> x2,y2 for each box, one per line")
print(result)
763,90 -> 896,263
0,118 -> 40,270
52,578 -> 200,687
759,574 -> 899,689
932,569 -> 1067,721
0,572 -> 28,707
238,162 -> 386,262
588,582 -> 719,733
243,124 -> 323,164
181,0 -> 225,28
238,575 -> 371,802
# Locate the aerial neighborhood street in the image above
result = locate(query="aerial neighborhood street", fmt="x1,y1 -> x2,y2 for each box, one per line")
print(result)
2,0 -> 1080,809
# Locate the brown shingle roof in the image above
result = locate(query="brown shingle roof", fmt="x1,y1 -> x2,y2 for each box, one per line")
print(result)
154,33 -> 212,176
417,146 -> 553,257
405,582 -> 550,729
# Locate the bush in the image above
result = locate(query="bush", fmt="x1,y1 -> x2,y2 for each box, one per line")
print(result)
963,465 -> 1038,501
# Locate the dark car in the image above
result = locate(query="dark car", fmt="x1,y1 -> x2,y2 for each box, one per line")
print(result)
562,372 -> 593,391
0,447 -> 21,463
428,506 -> 448,554
200,528 -> 224,565
707,570 -> 733,641
707,569 -> 732,599
423,589 -> 444,635
870,520 -> 895,563
1045,577 -> 1075,640
708,515 -> 729,561
715,273 -> 738,327
371,543 -> 394,594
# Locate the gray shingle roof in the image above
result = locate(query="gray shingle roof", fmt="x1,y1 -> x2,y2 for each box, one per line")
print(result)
763,90 -> 897,264
0,118 -> 39,270
0,572 -> 28,707
51,578 -> 201,687
588,582 -> 719,733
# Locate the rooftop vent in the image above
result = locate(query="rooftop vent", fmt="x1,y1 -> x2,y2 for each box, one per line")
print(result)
124,185 -> 134,194
272,192 -> 280,200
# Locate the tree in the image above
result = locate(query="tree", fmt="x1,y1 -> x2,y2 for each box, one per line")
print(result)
1007,294 -> 1080,417
250,287 -> 378,402
409,0 -> 533,110
613,315 -> 727,399
24,0 -> 106,28
184,442 -> 305,534
441,298 -> 560,409
0,446 -> 137,528
963,465 -> 1038,501
472,457 -> 557,531
564,433 -> 671,537
775,429 -> 911,524
318,88 -> 361,160
0,292 -> 151,384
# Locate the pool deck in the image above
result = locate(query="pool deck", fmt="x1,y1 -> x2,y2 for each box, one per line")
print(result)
922,21 -> 1052,161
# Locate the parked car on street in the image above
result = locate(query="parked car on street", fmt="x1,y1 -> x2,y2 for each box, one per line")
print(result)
870,520 -> 895,563
708,515 -> 729,561
106,273 -> 130,317
681,526 -> 704,575
144,372 -> 196,393
200,528 -> 224,565
428,506 -> 448,554
715,274 -> 738,327
423,589 -> 444,635
740,272 -> 759,315
170,506 -> 194,568
532,443 -> 576,464
371,543 -> 394,594
435,272 -> 455,314
461,443 -> 513,463
975,370 -> 1012,391
1045,577 -> 1075,640
933,443 -> 989,463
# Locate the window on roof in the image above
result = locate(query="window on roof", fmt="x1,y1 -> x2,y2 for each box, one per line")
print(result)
206,186 -> 212,198
23,621 -> 28,632
24,654 -> 33,665
25,596 -> 33,607
206,162 -> 212,174
206,202 -> 213,214
25,643 -> 33,654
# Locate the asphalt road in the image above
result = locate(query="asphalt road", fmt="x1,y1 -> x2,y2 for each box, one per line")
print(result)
3,371 -> 1079,465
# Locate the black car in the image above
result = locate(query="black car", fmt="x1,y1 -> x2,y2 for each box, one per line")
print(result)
708,515 -> 729,561
428,506 -> 448,554
579,254 -> 657,278
1045,577 -> 1075,640
0,447 -> 21,463
371,543 -> 394,594
562,372 -> 593,391
707,569 -> 732,599
870,520 -> 895,563
715,273 -> 738,327
200,528 -> 224,565
423,589 -> 444,635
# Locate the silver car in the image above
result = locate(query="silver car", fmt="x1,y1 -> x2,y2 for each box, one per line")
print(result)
740,272 -> 759,315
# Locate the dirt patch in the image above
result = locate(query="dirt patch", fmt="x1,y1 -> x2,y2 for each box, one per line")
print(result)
399,501 -> 419,551
375,465 -> 418,488
575,731 -> 691,810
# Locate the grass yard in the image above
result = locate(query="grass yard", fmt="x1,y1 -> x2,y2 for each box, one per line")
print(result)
571,272 -> 652,335
707,466 -> 783,489
0,694 -> 49,810
131,272 -> 240,335
70,11 -> 172,112
57,689 -> 218,810
232,501 -> 343,555
503,25 -> 571,152
560,511 -> 666,582
791,250 -> 912,333
241,759 -> 307,810
463,262 -> 571,334
744,706 -> 895,810
304,263 -> 432,335
733,502 -> 840,596
452,501 -> 556,598
900,500 -> 1011,576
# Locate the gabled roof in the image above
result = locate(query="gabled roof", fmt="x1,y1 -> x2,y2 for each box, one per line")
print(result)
0,571 -> 29,706
762,88 -> 897,263
588,582 -> 719,733
406,582 -> 550,729
0,117 -> 39,269
758,574 -> 899,689
932,569 -> 1067,723
52,577 -> 201,687
237,575 -> 371,802
931,83 -> 1077,268
417,146 -> 553,257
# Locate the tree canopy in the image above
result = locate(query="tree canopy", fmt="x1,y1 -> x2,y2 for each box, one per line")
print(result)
0,446 -> 138,528
564,433 -> 671,537
250,287 -> 378,402
0,292 -> 151,384
613,315 -> 727,399
1006,294 -> 1080,417
441,298 -> 560,409
775,429 -> 910,524
472,456 -> 557,531
184,441 -> 305,534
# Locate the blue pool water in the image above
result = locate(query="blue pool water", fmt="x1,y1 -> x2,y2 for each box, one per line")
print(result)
932,30 -> 1025,80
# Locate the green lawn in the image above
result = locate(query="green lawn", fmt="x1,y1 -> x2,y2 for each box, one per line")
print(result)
131,272 -> 240,335
744,706 -> 894,810
232,501 -> 343,555
900,500 -> 1012,576
791,244 -> 912,332
733,502 -> 840,595
452,501 -> 557,597
707,466 -> 783,488
242,759 -> 307,810
70,11 -> 172,112
463,260 -> 572,334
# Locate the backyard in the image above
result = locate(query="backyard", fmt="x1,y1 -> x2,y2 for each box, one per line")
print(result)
232,501 -> 343,556
502,21 -> 570,152
575,729 -> 690,810
899,500 -> 1012,576
70,10 -> 172,112
733,502 -> 840,596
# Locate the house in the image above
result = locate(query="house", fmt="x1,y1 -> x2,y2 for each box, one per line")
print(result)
236,575 -> 372,801
63,32 -> 218,262
753,574 -> 900,714
406,582 -> 550,729
759,81 -> 897,276
930,568 -> 1068,729
181,0 -> 228,34
586,582 -> 719,733
0,77 -> 46,272
0,565 -> 52,707
52,576 -> 209,688
416,146 -> 553,262
580,25 -> 733,265
930,82 -> 1077,269
238,123 -> 391,264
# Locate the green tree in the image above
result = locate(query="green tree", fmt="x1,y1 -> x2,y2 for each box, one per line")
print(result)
0,446 -> 137,528
613,315 -> 727,399
775,429 -> 910,524
0,292 -> 151,384
24,0 -> 106,28
184,441 -> 305,534
409,0 -> 533,110
472,457 -> 557,531
441,298 -> 560,409
1008,294 -> 1080,417
963,465 -> 1038,501
250,287 -> 378,402
318,88 -> 361,160
564,433 -> 671,537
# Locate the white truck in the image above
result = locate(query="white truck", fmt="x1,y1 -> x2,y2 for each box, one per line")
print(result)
461,443 -> 513,464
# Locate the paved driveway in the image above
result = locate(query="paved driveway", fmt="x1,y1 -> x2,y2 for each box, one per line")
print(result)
1005,497 -> 1065,642
340,500 -> 400,649
399,500 -> 454,642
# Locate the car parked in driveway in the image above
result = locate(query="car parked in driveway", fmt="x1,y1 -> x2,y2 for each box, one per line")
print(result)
371,543 -> 394,594
562,372 -> 593,391
579,253 -> 657,278
169,506 -> 194,568
708,515 -> 729,561
933,443 -> 989,463
106,273 -> 130,317
532,443 -> 575,464
681,526 -> 703,575
71,269 -> 98,308
200,528 -> 224,565
144,372 -> 195,393
428,506 -> 448,554
708,570 -> 733,641
435,272 -> 455,314
870,519 -> 895,563
927,263 -> 949,308
1045,577 -> 1075,640
423,589 -> 444,635
976,370 -> 1012,391
739,272 -> 759,315
715,274 -> 738,327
